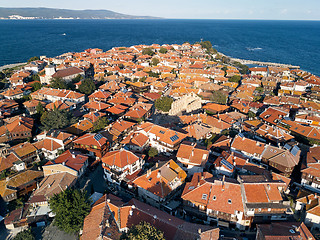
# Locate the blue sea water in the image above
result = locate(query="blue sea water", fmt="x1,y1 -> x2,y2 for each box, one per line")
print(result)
0,19 -> 319,75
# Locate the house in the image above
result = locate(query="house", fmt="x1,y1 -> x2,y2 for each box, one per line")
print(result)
138,122 -> 187,154
0,99 -> 19,118
23,99 -> 46,115
0,116 -> 34,142
231,134 -> 266,161
301,164 -> 320,193
65,119 -> 94,136
133,160 -> 187,208
73,133 -> 109,159
1,88 -> 24,100
0,170 -> 43,202
181,173 -> 248,230
40,66 -> 85,84
249,66 -> 269,77
9,142 -> 39,166
239,175 -> 291,225
256,222 -> 315,240
31,87 -> 85,104
124,102 -> 153,122
88,90 -> 111,102
261,145 -> 300,177
183,122 -> 213,141
102,149 -> 144,185
108,120 -> 136,142
81,194 -> 219,240
28,172 -> 76,208
42,150 -> 88,177
176,141 -> 209,175
120,131 -> 149,152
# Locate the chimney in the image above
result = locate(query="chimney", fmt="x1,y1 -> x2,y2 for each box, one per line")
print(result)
222,175 -> 225,191
198,228 -> 202,234
155,162 -> 159,168
157,171 -> 161,178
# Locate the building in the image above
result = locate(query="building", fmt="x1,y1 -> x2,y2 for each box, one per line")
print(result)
256,222 -> 315,240
42,150 -> 88,177
176,141 -> 209,175
102,149 -> 144,185
73,133 -> 109,159
133,160 -> 187,208
81,194 -> 219,240
0,170 -> 43,202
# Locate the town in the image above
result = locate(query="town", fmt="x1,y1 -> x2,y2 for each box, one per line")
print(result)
0,41 -> 319,240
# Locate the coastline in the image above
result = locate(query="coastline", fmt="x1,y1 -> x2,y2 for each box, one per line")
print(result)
0,62 -> 26,71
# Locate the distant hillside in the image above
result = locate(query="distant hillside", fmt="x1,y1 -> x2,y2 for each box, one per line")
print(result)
0,7 -> 159,19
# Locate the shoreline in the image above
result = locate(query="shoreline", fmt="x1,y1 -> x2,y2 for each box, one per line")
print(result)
0,62 -> 26,71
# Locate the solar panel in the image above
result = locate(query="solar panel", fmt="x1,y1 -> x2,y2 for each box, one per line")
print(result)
170,135 -> 179,142
94,133 -> 103,141
221,159 -> 233,170
94,112 -> 99,117
159,130 -> 165,134
284,143 -> 291,150
291,145 -> 300,156
238,133 -> 245,138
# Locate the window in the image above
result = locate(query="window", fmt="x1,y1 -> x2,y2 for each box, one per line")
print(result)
213,195 -> 216,200
228,199 -> 232,204
202,194 -> 207,200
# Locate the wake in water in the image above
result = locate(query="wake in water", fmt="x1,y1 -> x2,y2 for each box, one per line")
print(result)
246,47 -> 262,51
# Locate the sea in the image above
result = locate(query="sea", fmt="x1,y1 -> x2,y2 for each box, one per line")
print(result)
0,19 -> 319,75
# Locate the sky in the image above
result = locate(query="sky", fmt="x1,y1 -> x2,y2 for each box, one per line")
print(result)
1,0 -> 320,20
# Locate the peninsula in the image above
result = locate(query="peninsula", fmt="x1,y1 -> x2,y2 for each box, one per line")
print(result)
0,42 -> 319,240
0,7 -> 159,19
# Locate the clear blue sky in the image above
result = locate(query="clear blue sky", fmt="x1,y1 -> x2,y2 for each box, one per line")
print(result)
1,0 -> 320,20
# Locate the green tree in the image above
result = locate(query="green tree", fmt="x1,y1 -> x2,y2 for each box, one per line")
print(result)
36,102 -> 44,116
27,56 -> 39,63
151,58 -> 160,66
233,61 -> 249,74
92,117 -> 109,132
31,74 -> 40,82
142,48 -> 155,56
248,111 -> 256,119
31,81 -> 42,92
159,47 -> 168,54
79,78 -> 96,95
210,91 -> 227,104
229,75 -> 241,83
154,96 -> 173,112
72,74 -> 83,83
50,77 -> 67,89
121,221 -> 165,240
40,108 -> 76,131
13,228 -> 35,240
148,147 -> 158,158
49,189 -> 91,234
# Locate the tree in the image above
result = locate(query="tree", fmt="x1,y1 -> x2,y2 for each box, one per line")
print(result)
159,47 -> 168,54
121,221 -> 165,240
72,74 -> 83,83
31,81 -> 42,92
151,58 -> 160,66
148,147 -> 158,158
210,91 -> 227,104
50,77 -> 67,89
233,61 -> 249,74
79,78 -> 96,95
248,111 -> 256,119
40,108 -> 76,131
27,56 -> 39,63
92,117 -> 108,132
36,102 -> 44,116
13,228 -> 35,240
142,48 -> 155,56
49,189 -> 91,234
31,74 -> 40,82
229,75 -> 241,83
154,96 -> 173,112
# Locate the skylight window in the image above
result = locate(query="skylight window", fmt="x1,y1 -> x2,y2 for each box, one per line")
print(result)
228,199 -> 232,204
202,194 -> 207,200
213,195 -> 216,200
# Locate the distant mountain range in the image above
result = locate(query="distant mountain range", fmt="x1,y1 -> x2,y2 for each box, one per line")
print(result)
0,7 -> 160,19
